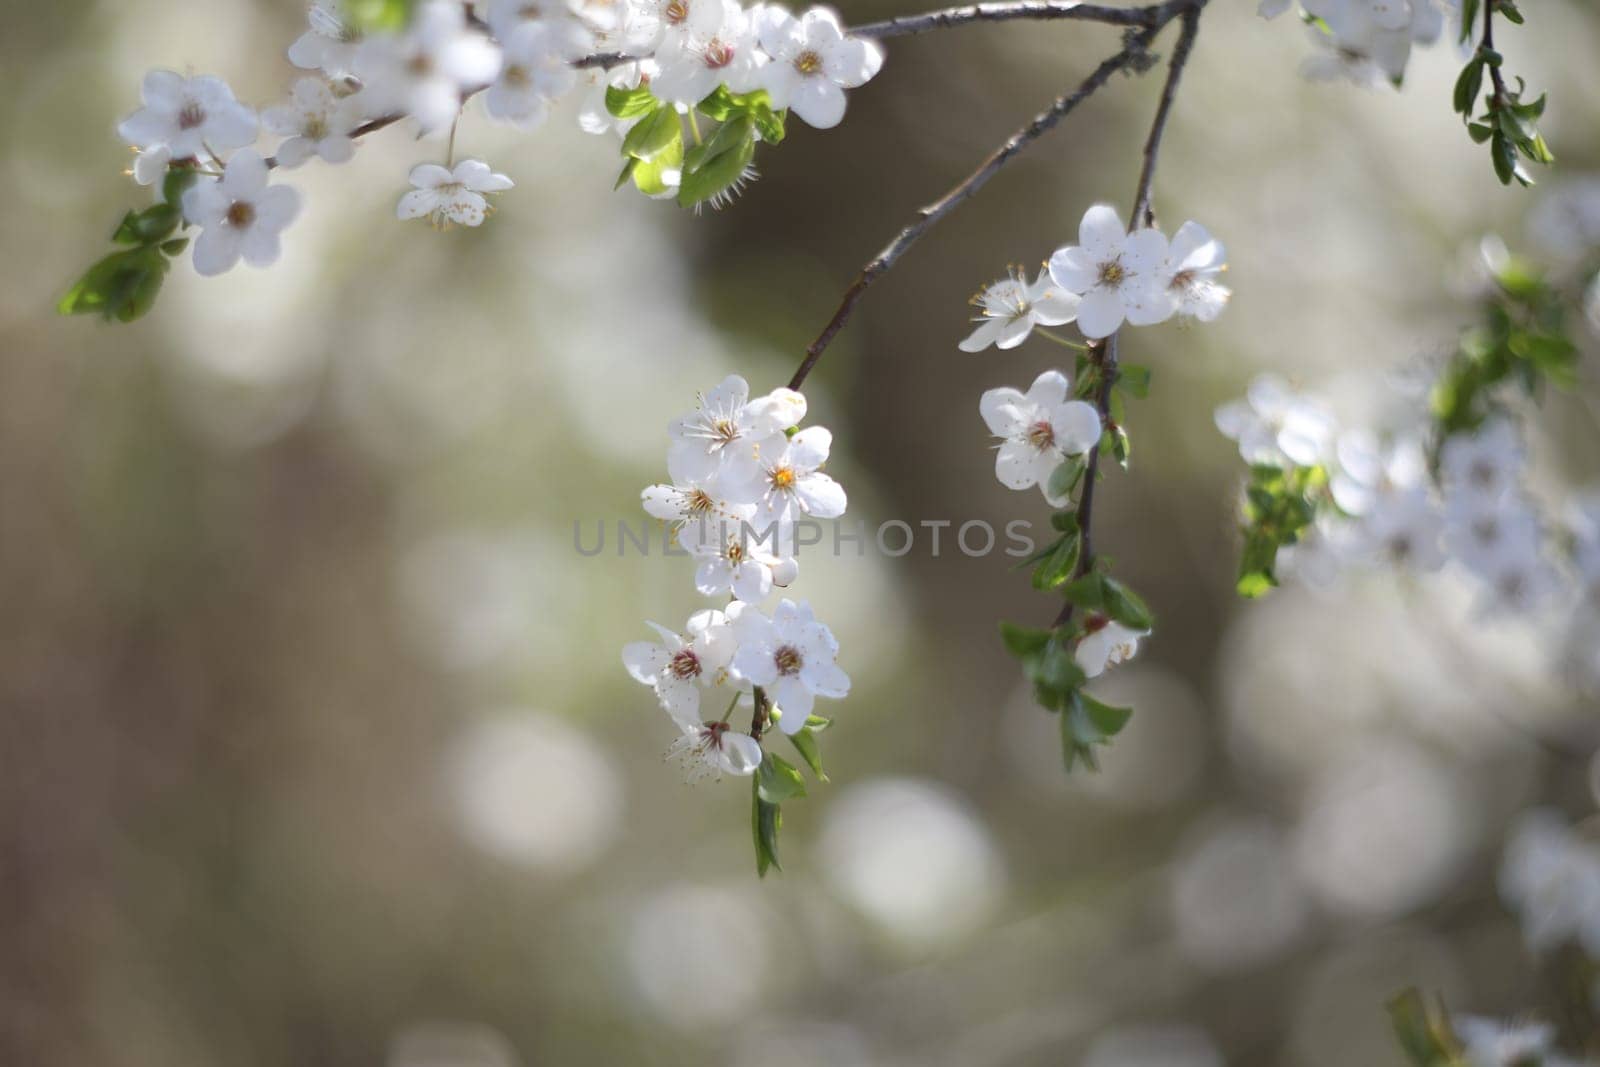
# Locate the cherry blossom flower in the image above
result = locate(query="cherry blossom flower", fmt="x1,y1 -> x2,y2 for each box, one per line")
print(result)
1440,420 -> 1523,503
353,1 -> 502,134
1074,616 -> 1146,678
652,0 -> 764,105
679,517 -> 798,603
1444,493 -> 1542,577
979,369 -> 1102,504
640,475 -> 754,530
1048,205 -> 1175,338
180,150 -> 301,276
666,375 -> 806,486
1213,374 -> 1335,467
1160,220 -> 1231,322
726,426 -> 848,528
1352,487 -> 1446,571
1500,809 -> 1600,955
1330,430 -> 1427,515
288,1 -> 364,79
484,21 -> 588,128
639,0 -> 729,49
666,719 -> 764,780
396,160 -> 515,228
730,599 -> 849,729
262,77 -> 361,167
118,71 -> 258,183
755,6 -> 884,130
958,266 -> 1080,352
484,0 -> 589,40
622,609 -> 739,722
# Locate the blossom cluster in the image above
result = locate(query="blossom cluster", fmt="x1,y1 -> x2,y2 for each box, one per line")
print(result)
109,0 -> 883,282
960,204 -> 1230,350
622,376 -> 850,780
1216,375 -> 1600,622
1258,0 -> 1451,87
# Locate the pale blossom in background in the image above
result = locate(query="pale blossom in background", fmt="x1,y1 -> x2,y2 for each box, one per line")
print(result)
1214,374 -> 1335,467
262,77 -> 361,167
396,160 -> 515,228
118,71 -> 258,183
181,150 -> 301,276
354,0 -> 502,134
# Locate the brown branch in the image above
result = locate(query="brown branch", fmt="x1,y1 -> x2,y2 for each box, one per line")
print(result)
852,1 -> 1165,39
1053,4 -> 1203,629
750,687 -> 771,740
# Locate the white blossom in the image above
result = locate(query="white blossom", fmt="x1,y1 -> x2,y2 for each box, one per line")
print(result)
730,599 -> 849,728
1501,809 -> 1600,956
979,369 -> 1101,504
641,475 -> 754,530
755,6 -> 884,130
1330,430 -> 1427,515
679,516 -> 798,603
262,77 -> 361,167
1075,617 -> 1146,678
1452,1017 -> 1557,1067
396,159 -> 514,227
180,150 -> 301,276
638,0 -> 728,49
289,1 -> 364,78
665,719 -> 764,779
666,375 -> 806,486
725,426 -> 848,528
652,0 -> 764,105
1048,204 -> 1175,338
1444,492 -> 1543,578
118,71 -> 258,182
1352,487 -> 1446,571
484,21 -> 588,128
958,266 -> 1080,352
1160,220 -> 1231,322
1214,374 -> 1335,467
1440,420 -> 1524,504
353,1 -> 502,134
622,609 -> 739,722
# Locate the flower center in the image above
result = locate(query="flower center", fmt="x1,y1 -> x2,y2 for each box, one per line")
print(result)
1170,268 -> 1194,291
1469,459 -> 1496,488
1025,420 -> 1055,450
519,2 -> 543,14
727,540 -> 746,563
664,0 -> 689,24
1386,534 -> 1413,562
504,63 -> 531,87
177,101 -> 206,130
669,648 -> 701,679
407,52 -> 435,77
704,39 -> 735,68
1083,613 -> 1109,634
771,467 -> 797,489
774,645 -> 803,675
304,114 -> 330,140
794,50 -> 823,75
711,418 -> 739,444
1472,517 -> 1499,544
687,489 -> 716,512
226,201 -> 256,228
1098,260 -> 1127,288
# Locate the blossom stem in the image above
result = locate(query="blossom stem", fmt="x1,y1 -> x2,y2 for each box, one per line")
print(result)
852,0 -> 1174,39
446,113 -> 461,168
718,692 -> 741,726
785,10 -> 1195,391
750,686 -> 771,741
1480,0 -> 1509,106
1035,327 -> 1088,352
687,108 -> 703,146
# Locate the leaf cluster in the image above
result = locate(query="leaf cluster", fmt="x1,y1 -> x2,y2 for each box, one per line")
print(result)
59,169 -> 196,324
1234,462 -> 1325,598
607,84 -> 786,210
750,714 -> 829,876
1454,0 -> 1552,186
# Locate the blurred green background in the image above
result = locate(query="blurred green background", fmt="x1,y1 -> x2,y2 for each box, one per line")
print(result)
5,1 -> 1600,1064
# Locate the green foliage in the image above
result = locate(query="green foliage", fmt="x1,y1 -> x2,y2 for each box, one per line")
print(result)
1432,250 -> 1577,440
345,0 -> 412,32
1388,989 -> 1466,1067
1234,463 -> 1324,598
1061,689 -> 1133,771
607,84 -> 788,210
751,775 -> 783,877
61,167 -> 196,324
1454,1 -> 1552,186
788,726 -> 828,782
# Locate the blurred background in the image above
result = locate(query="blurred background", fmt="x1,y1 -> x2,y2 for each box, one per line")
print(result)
4,1 -> 1600,1064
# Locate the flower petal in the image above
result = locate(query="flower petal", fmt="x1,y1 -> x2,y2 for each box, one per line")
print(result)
1078,203 -> 1125,258
1075,286 -> 1125,339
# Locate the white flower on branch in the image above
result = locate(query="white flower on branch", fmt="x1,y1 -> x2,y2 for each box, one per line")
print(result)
262,77 -> 361,167
484,21 -> 588,128
652,0 -> 765,104
724,426 -> 848,528
396,160 -> 515,228
958,266 -> 1080,352
1440,419 -> 1524,504
755,6 -> 884,130
641,475 -> 754,530
666,719 -> 764,779
118,71 -> 258,183
1351,487 -> 1446,571
1161,220 -> 1231,322
180,150 -> 301,276
979,369 -> 1101,503
1330,430 -> 1427,515
622,609 -> 740,722
1213,374 -> 1335,468
289,1 -> 364,80
484,0 -> 589,40
679,517 -> 798,603
731,598 -> 849,729
1074,616 -> 1146,678
638,0 -> 729,49
666,375 -> 806,486
1048,204 -> 1174,339
353,1 -> 502,135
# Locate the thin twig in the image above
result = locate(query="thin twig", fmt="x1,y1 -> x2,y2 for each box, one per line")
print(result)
1054,4 -> 1203,629
852,0 -> 1164,39
786,19 -> 1175,391
1480,0 -> 1509,104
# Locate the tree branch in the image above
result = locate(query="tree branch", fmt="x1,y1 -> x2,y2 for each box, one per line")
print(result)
1053,4 -> 1202,629
852,1 -> 1164,39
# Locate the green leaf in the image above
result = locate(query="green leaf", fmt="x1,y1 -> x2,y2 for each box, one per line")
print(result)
757,751 -> 806,803
58,246 -> 171,323
1458,0 -> 1479,43
999,622 -> 1052,658
1046,455 -> 1086,502
606,83 -> 659,119
677,116 -> 756,209
346,0 -> 412,32
630,136 -> 684,198
1453,57 -> 1483,116
112,203 -> 180,246
161,166 -> 197,207
1030,531 -> 1080,591
752,777 -> 782,877
788,728 -> 827,782
621,105 -> 683,162
1057,573 -> 1105,613
804,714 -> 832,732
1101,577 -> 1154,630
1117,363 -> 1152,398
1050,510 -> 1080,534
1080,692 -> 1133,738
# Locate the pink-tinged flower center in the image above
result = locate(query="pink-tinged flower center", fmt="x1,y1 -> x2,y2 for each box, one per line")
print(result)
1025,420 -> 1055,450
1083,613 -> 1109,634
774,645 -> 803,675
794,50 -> 823,75
704,40 -> 735,68
1169,268 -> 1194,291
177,101 -> 207,130
669,648 -> 701,679
226,201 -> 257,228
664,0 -> 689,24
